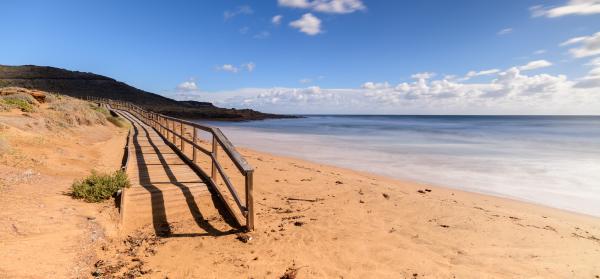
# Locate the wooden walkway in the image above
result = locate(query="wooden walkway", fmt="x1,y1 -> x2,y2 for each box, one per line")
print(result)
117,110 -> 222,234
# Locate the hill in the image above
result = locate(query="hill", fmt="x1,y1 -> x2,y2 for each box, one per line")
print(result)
0,65 -> 286,120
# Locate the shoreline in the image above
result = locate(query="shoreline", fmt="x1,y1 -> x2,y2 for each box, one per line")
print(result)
238,145 -> 600,222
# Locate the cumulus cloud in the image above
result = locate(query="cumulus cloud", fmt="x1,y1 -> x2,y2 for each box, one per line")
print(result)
217,62 -> 255,73
171,61 -> 600,114
272,15 -> 283,25
290,13 -> 322,35
531,0 -> 600,18
462,69 -> 500,80
575,57 -> 600,88
518,60 -> 553,71
176,80 -> 198,91
313,0 -> 366,13
278,0 -> 365,14
217,64 -> 239,73
361,81 -> 390,90
411,72 -> 435,80
224,5 -> 253,20
497,28 -> 513,35
560,31 -> 600,58
278,0 -> 311,8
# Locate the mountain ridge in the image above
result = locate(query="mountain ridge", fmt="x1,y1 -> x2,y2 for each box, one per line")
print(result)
0,65 -> 287,120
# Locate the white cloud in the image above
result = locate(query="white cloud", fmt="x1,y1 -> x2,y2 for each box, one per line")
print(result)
517,60 -> 553,71
299,78 -> 312,84
224,5 -> 253,20
290,13 -> 322,35
272,15 -> 283,25
279,0 -> 365,14
176,80 -> 198,91
239,26 -> 249,34
575,57 -> 600,88
169,69 -> 600,114
313,0 -> 366,13
497,28 -> 513,35
463,69 -> 500,80
242,62 -> 256,72
172,61 -> 600,114
217,64 -> 239,73
361,81 -> 390,90
534,49 -> 547,55
278,0 -> 311,8
560,31 -> 600,58
531,0 -> 600,18
411,72 -> 435,80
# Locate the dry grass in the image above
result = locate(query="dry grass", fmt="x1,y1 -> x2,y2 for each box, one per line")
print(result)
46,97 -> 108,128
0,93 -> 39,112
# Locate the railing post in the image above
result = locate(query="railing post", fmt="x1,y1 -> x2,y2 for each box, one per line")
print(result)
211,134 -> 218,183
246,171 -> 254,231
192,128 -> 197,163
172,120 -> 176,143
180,122 -> 184,151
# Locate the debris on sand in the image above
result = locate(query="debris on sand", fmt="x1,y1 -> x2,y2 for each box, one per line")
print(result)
294,221 -> 305,227
236,233 -> 253,243
287,197 -> 323,202
280,264 -> 304,279
417,190 -> 426,194
335,180 -> 343,185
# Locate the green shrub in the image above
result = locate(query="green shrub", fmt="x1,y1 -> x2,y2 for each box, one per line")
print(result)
71,170 -> 130,202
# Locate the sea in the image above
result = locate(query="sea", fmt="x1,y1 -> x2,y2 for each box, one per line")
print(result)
199,115 -> 600,217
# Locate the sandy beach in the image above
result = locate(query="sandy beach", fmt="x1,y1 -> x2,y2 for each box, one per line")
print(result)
1,98 -> 600,278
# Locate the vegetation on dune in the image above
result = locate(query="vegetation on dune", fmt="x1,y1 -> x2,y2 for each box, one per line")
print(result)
71,170 -> 130,202
90,104 -> 129,128
0,93 -> 38,112
47,98 -> 108,127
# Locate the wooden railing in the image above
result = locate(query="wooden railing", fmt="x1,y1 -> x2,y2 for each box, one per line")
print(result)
90,97 -> 254,231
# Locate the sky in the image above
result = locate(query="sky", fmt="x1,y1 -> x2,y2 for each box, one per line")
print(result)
2,0 -> 600,114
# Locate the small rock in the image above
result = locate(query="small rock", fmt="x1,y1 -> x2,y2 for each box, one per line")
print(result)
335,180 -> 343,185
294,221 -> 305,227
382,193 -> 390,199
417,190 -> 426,194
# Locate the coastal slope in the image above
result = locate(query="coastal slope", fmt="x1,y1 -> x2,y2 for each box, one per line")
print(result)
0,65 -> 285,120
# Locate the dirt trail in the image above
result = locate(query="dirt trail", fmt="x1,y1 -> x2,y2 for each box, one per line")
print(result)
0,105 -> 127,278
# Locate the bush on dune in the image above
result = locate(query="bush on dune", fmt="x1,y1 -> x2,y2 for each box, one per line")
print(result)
47,98 -> 108,126
71,170 -> 130,202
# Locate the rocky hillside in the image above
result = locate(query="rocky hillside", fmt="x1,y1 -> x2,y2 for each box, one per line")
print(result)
0,65 -> 285,120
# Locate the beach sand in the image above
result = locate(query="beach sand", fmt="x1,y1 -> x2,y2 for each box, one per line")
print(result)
1,104 -> 600,278
100,147 -> 600,278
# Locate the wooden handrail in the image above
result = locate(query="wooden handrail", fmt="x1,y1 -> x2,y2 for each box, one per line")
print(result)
89,97 -> 255,231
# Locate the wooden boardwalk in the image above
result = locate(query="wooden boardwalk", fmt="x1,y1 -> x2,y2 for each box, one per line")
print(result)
117,110 -> 221,234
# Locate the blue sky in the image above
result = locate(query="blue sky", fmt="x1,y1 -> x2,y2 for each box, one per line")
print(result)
2,0 -> 600,114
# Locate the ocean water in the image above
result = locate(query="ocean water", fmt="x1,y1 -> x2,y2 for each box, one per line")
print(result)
200,116 -> 600,217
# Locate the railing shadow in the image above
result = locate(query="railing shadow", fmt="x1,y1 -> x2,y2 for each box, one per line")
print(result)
120,110 -> 240,237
